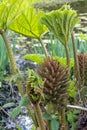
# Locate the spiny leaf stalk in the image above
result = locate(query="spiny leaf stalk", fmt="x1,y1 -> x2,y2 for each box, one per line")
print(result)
77,53 -> 87,86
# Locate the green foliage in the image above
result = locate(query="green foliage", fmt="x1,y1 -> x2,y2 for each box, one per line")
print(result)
0,35 -> 8,80
48,37 -> 66,57
0,126 -> 5,130
0,2 -> 83,129
0,0 -> 46,30
0,36 -> 8,70
68,81 -> 77,98
46,103 -> 57,115
80,33 -> 87,42
67,110 -> 80,130
51,119 -> 59,130
0,0 -> 2,3
0,0 -> 28,29
2,102 -> 15,108
24,54 -> 45,64
24,54 -> 74,67
16,125 -> 22,130
54,56 -> 74,67
10,94 -> 29,118
28,69 -> 43,89
9,7 -> 47,39
10,106 -> 21,119
41,4 -> 80,45
84,94 -> 87,97
26,70 -> 44,103
43,113 -> 52,120
19,94 -> 29,106
43,112 -> 59,130
32,126 -> 36,130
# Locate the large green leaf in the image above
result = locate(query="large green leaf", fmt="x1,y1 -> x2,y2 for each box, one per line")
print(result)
10,95 -> 29,118
0,0 -> 45,30
9,7 -> 47,39
0,0 -> 40,30
0,0 -> 28,29
51,119 -> 59,130
41,5 -> 80,45
24,54 -> 45,64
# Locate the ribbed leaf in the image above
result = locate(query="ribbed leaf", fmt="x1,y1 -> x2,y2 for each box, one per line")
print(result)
9,7 -> 47,39
0,0 -> 28,29
41,5 -> 80,45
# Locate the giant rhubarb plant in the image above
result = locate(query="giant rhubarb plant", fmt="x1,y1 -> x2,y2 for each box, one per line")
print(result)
40,5 -> 80,130
40,5 -> 80,67
9,7 -> 48,57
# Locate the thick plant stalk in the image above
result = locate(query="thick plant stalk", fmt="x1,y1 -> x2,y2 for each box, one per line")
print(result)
0,29 -> 18,74
60,43 -> 70,130
0,29 -> 37,127
60,108 -> 67,130
39,37 -> 49,57
34,102 -> 46,130
71,32 -> 83,105
0,30 -> 24,96
64,44 -> 70,68
71,32 -> 81,85
26,104 -> 38,127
